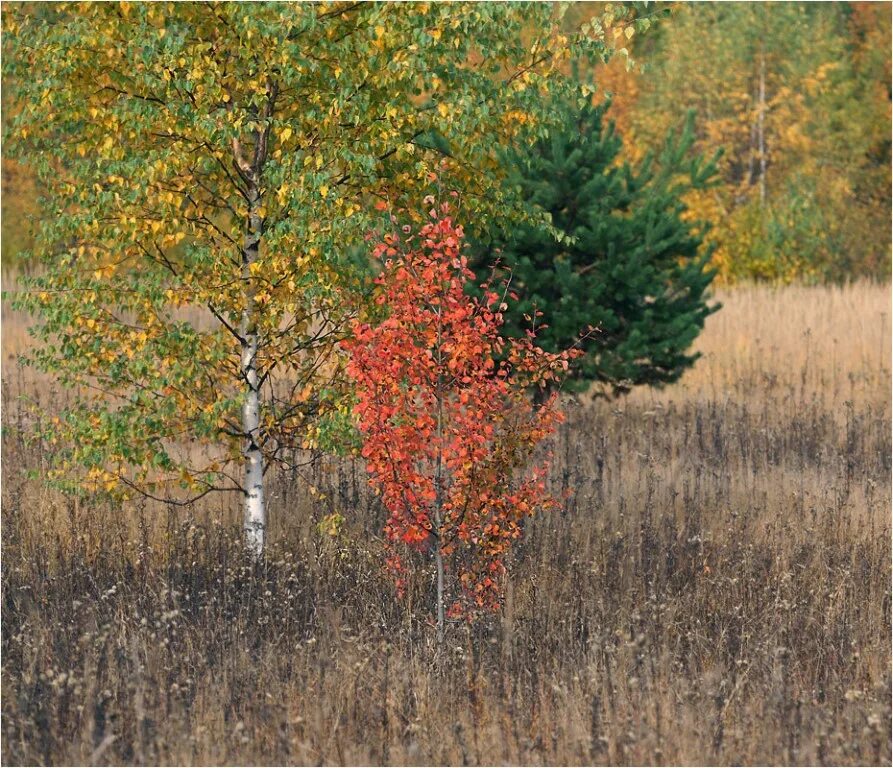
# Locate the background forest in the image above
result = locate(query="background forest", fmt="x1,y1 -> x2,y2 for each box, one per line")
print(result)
584,0 -> 892,282
4,2 -> 891,283
1,2 -> 891,767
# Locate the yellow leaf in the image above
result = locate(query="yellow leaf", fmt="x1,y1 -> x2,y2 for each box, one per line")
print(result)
319,185 -> 329,199
437,102 -> 449,119
280,126 -> 293,142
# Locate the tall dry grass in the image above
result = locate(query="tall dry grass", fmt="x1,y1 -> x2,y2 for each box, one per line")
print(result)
1,281 -> 891,766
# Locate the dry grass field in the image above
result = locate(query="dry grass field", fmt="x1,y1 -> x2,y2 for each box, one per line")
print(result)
1,281 -> 891,766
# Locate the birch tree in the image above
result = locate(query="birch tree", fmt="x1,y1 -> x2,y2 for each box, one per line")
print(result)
3,2 -> 605,555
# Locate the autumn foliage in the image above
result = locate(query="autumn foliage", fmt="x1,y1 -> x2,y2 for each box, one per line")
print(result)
344,204 -> 578,628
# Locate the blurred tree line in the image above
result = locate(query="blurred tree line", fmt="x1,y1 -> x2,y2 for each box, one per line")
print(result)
592,0 -> 891,283
2,1 -> 890,285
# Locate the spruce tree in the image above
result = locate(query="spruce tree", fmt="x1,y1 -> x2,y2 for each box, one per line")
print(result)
471,97 -> 720,396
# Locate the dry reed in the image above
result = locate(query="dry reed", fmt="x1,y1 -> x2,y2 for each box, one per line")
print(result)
1,281 -> 890,766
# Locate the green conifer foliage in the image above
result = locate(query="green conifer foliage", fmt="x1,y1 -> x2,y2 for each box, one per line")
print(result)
472,97 -> 720,395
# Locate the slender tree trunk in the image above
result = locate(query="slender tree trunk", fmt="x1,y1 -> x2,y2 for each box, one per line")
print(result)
434,306 -> 446,646
434,388 -> 446,645
233,80 -> 276,558
241,183 -> 266,557
758,46 -> 767,206
748,81 -> 758,189
434,529 -> 445,644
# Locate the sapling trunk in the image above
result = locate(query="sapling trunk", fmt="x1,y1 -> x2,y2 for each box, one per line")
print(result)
434,396 -> 446,644
434,317 -> 446,645
434,517 -> 446,646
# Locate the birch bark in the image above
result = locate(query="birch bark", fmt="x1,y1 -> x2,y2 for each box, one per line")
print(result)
241,182 -> 266,556
233,81 -> 277,557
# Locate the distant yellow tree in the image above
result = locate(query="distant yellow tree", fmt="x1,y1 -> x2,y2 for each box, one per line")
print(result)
607,2 -> 891,282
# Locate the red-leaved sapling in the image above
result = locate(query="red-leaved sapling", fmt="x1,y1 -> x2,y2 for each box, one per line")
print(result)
344,202 -> 580,643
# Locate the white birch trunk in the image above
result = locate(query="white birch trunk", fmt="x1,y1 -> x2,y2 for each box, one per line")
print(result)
231,81 -> 277,558
242,333 -> 266,556
241,186 -> 266,557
